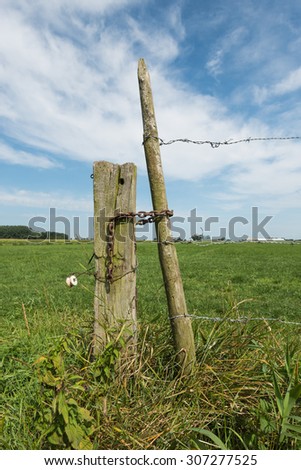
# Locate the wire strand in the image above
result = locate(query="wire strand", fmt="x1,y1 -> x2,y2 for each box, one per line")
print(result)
170,314 -> 301,327
143,135 -> 301,148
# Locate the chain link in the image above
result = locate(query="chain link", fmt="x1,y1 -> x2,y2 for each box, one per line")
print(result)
106,209 -> 173,282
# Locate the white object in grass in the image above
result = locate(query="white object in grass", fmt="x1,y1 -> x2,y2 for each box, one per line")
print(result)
66,275 -> 78,288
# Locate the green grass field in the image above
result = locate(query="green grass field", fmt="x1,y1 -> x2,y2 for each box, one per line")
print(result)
1,241 -> 301,449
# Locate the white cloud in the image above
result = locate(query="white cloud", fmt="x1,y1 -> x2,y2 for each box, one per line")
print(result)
206,51 -> 224,77
1,0 -> 139,16
0,188 -> 91,212
206,26 -> 247,77
213,142 -> 301,212
0,7 -> 142,164
273,67 -> 301,95
254,66 -> 301,104
0,142 -> 60,169
168,2 -> 186,40
0,0 -> 301,225
127,17 -> 180,62
0,1 -> 185,172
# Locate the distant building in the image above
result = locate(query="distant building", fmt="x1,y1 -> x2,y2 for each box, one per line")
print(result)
246,236 -> 285,242
212,236 -> 225,242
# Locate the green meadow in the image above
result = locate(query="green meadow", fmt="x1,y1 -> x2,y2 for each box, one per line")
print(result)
1,241 -> 301,449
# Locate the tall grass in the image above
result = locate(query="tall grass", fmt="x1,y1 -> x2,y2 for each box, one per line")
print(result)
1,241 -> 301,449
2,312 -> 301,449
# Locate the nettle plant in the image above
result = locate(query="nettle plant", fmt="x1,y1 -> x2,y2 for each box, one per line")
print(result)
33,335 -> 94,449
33,330 -> 125,449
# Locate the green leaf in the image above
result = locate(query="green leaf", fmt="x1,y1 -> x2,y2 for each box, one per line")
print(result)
289,383 -> 301,401
113,348 -> 119,358
272,370 -> 284,416
34,355 -> 47,365
42,407 -> 53,424
285,423 -> 301,435
71,384 -> 85,392
78,437 -> 93,450
192,428 -> 228,450
0,416 -> 5,434
65,423 -> 85,449
78,407 -> 93,423
42,370 -> 59,387
69,375 -> 84,381
48,431 -> 64,446
52,354 -> 63,373
283,384 -> 301,419
290,415 -> 301,423
58,392 -> 69,424
67,398 -> 78,407
62,340 -> 71,353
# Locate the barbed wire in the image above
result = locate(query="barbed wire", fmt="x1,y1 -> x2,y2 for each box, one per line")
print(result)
144,135 -> 301,148
180,240 -> 301,247
170,314 -> 301,327
89,135 -> 301,178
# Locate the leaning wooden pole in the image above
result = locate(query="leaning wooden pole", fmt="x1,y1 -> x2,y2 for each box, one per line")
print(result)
138,58 -> 196,373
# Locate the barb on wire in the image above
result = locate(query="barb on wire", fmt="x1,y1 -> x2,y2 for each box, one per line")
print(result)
144,135 -> 301,148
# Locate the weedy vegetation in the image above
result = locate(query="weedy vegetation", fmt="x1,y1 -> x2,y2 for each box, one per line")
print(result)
1,241 -> 301,449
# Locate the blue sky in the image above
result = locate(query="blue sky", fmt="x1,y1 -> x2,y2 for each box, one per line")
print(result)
1,0 -> 301,239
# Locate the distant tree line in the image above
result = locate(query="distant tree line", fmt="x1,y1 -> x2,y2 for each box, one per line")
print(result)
0,225 -> 68,240
191,234 -> 204,241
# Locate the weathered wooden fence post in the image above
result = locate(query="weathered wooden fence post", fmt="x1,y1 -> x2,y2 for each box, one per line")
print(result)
138,58 -> 196,373
93,161 -> 137,355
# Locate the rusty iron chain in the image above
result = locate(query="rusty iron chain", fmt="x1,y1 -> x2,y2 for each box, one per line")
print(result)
106,209 -> 173,283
